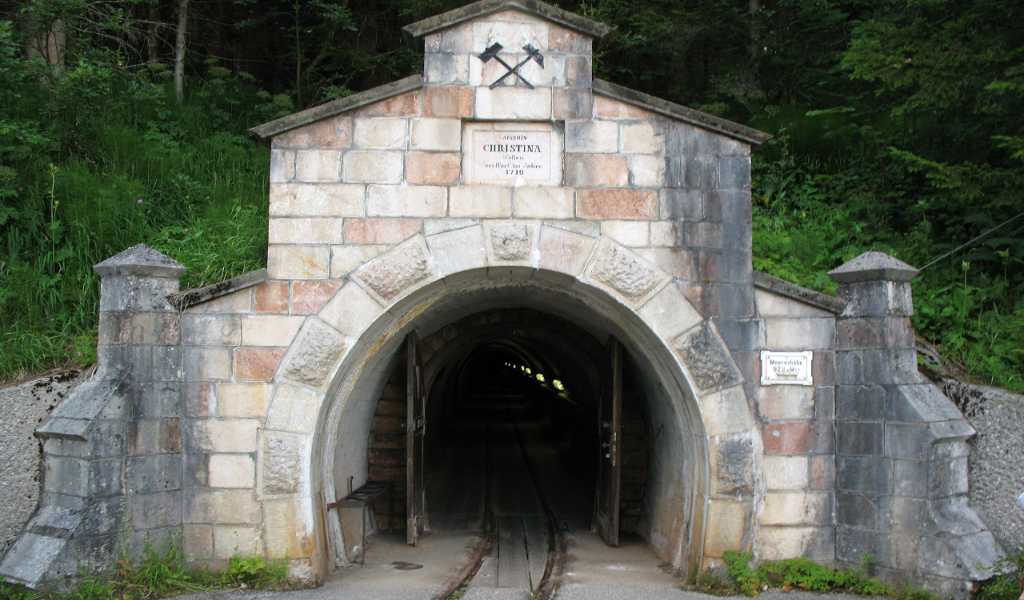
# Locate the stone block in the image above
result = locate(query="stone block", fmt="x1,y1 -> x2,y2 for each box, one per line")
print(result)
213,526 -> 261,559
565,120 -> 618,153
698,386 -> 755,437
269,183 -> 365,218
272,115 -> 351,150
838,280 -> 914,318
126,454 -> 181,494
342,150 -> 403,184
291,280 -> 341,315
217,383 -> 270,419
638,283 -> 702,340
191,419 -> 259,453
425,219 -> 479,236
267,245 -> 330,279
836,348 -> 920,385
576,189 -> 657,220
672,322 -> 741,392
187,287 -> 252,314
719,156 -> 751,190
810,455 -> 836,490
485,221 -> 538,266
254,281 -> 289,313
929,449 -> 968,498
184,347 -> 232,382
703,500 -> 750,557
233,347 -> 285,382
763,455 -> 809,490
649,221 -> 682,247
187,489 -> 261,524
600,220 -> 648,247
427,224 -> 486,277
585,238 -> 668,305
513,187 -> 574,219
629,154 -> 664,187
352,117 -> 408,149
406,152 -> 461,186
268,218 -> 343,244
594,95 -> 651,120
660,189 -> 702,220
410,118 -> 461,151
765,318 -> 835,350
763,421 -> 813,455
262,431 -> 308,495
837,455 -> 892,494
424,53 -> 469,84
537,225 -> 597,277
183,524 -> 214,559
687,222 -> 723,249
330,244 -> 387,278
128,418 -> 181,455
354,236 -> 434,304
836,385 -> 886,420
760,491 -> 831,526
343,218 -> 422,244
889,384 -> 964,422
553,88 -> 593,120
130,491 -> 181,530
710,433 -> 755,495
367,184 -> 447,217
278,319 -> 347,388
179,314 -> 241,347
269,149 -> 295,183
836,492 -> 880,529
836,526 -> 885,565
838,421 -> 884,456
758,526 -> 829,561
449,186 -> 512,218
885,423 -> 931,459
208,455 -> 255,489
564,154 -> 629,187
353,91 -> 420,118
621,122 -> 662,154
423,86 -> 474,118
294,150 -> 342,183
319,282 -> 384,338
474,86 -> 551,119
266,385 -> 321,434
264,497 -> 315,559
635,247 -> 697,281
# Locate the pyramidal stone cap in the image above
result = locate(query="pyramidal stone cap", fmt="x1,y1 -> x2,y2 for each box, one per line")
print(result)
93,244 -> 186,278
828,251 -> 919,283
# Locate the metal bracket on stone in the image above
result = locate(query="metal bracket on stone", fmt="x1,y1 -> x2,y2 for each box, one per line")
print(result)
478,42 -> 544,89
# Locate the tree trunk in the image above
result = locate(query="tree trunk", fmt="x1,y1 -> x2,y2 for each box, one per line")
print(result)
174,0 -> 189,103
749,0 -> 761,59
26,18 -> 66,72
147,4 -> 161,64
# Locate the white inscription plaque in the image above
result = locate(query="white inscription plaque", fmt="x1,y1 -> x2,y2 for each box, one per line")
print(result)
760,351 -> 813,386
465,127 -> 558,185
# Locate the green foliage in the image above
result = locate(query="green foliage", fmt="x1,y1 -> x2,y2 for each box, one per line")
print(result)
977,547 -> 1024,600
221,555 -> 289,588
713,551 -> 933,599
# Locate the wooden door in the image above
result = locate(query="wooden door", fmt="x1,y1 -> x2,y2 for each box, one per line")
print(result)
594,337 -> 623,546
406,331 -> 426,545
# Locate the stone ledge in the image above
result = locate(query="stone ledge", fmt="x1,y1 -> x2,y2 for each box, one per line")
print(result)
250,75 -> 424,140
753,271 -> 845,315
593,79 -> 771,146
169,269 -> 268,311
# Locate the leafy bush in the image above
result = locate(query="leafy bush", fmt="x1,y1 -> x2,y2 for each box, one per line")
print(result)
977,547 -> 1024,600
221,555 -> 289,588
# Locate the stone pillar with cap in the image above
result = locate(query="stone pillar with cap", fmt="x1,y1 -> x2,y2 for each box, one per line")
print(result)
0,245 -> 186,588
830,251 -> 1002,597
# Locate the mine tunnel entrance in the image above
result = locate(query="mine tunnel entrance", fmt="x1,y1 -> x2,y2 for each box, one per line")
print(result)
357,310 -> 656,562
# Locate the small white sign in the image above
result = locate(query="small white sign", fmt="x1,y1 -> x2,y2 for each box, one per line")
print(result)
468,129 -> 552,184
761,351 -> 814,386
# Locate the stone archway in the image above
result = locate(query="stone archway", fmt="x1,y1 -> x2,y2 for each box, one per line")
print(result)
256,225 -> 762,582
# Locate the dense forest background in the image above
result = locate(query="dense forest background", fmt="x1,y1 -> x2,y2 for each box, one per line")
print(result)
0,0 -> 1021,390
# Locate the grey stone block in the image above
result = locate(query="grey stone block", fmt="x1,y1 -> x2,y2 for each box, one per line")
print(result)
660,189 -> 702,220
716,435 -> 754,495
127,454 -> 182,494
672,322 -> 742,391
719,156 -> 751,190
837,526 -> 888,566
838,422 -> 884,456
664,156 -> 685,188
837,492 -> 879,529
717,283 -> 756,319
894,459 -> 928,497
929,454 -> 969,498
715,318 -> 763,352
89,458 -> 125,497
815,387 -> 836,419
837,455 -> 892,494
131,492 -> 182,530
885,423 -> 931,459
684,156 -> 718,190
837,384 -> 886,420
838,280 -> 914,318
888,496 -> 929,532
836,349 -> 920,385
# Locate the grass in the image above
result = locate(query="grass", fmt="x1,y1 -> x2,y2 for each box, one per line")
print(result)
0,544 -> 293,600
687,551 -> 939,599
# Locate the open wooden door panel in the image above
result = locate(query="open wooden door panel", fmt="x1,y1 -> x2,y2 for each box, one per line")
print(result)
593,337 -> 623,546
406,331 -> 425,545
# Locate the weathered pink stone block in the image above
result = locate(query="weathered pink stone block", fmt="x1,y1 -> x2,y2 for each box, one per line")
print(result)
343,218 -> 423,244
577,189 -> 657,220
406,152 -> 461,185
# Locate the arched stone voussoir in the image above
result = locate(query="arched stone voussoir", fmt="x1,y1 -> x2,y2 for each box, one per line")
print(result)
265,383 -> 322,435
483,220 -> 542,268
318,280 -> 386,339
536,223 -> 599,280
262,495 -> 317,561
581,237 -> 671,308
275,317 -> 352,391
638,281 -> 704,341
703,497 -> 756,560
259,429 -> 314,498
671,320 -> 744,394
353,235 -> 438,307
426,224 -> 487,278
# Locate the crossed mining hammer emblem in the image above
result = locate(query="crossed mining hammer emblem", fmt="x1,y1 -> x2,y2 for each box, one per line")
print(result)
478,42 -> 544,89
